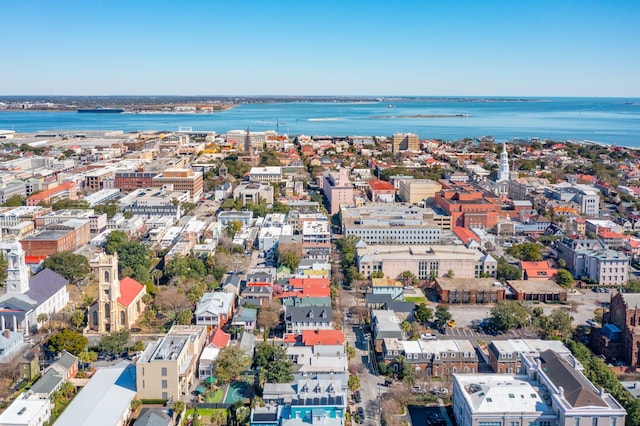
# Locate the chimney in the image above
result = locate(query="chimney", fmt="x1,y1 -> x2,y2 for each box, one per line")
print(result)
536,358 -> 542,370
558,386 -> 564,398
2,329 -> 9,339
599,387 -> 605,397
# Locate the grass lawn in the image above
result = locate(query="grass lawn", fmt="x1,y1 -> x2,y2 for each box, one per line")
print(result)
205,389 -> 223,403
404,297 -> 427,303
183,408 -> 227,425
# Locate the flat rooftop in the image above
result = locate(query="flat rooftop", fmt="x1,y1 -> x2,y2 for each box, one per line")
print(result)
436,277 -> 500,291
507,279 -> 567,294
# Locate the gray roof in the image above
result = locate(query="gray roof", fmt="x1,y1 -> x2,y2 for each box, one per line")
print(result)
539,350 -> 607,408
55,351 -> 78,370
26,268 -> 68,305
224,274 -> 242,287
30,368 -> 64,396
388,301 -> 415,313
286,306 -> 332,323
247,272 -> 275,283
236,307 -> 257,322
241,286 -> 272,296
134,408 -> 173,426
365,293 -> 392,305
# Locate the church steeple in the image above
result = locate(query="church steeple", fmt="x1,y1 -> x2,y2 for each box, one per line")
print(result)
497,142 -> 510,182
5,240 -> 30,294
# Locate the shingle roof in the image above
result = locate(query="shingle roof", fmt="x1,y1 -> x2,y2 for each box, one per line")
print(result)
539,350 -> 607,408
133,408 -> 172,426
30,368 -> 64,396
26,268 -> 68,305
286,306 -> 332,323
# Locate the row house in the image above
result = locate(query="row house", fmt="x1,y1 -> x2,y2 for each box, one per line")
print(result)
382,338 -> 478,377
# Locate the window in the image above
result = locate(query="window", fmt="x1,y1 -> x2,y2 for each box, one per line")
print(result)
162,380 -> 168,389
161,367 -> 167,376
592,418 -> 598,426
479,422 -> 501,426
574,418 -> 580,426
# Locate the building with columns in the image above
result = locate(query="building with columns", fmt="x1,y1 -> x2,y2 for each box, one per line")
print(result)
88,253 -> 146,333
0,240 -> 69,334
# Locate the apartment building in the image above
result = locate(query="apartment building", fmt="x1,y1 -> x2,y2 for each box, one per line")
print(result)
391,132 -> 419,153
322,169 -> 354,215
398,178 -> 442,204
114,171 -> 157,192
556,238 -> 629,285
26,182 -> 77,206
382,338 -> 478,377
136,325 -> 208,401
545,182 -> 600,217
152,168 -> 203,202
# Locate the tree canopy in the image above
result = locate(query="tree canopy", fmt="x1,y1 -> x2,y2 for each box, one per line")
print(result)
254,343 -> 294,384
165,255 -> 206,280
434,305 -> 452,328
506,242 -> 543,261
46,329 -> 88,356
215,346 -> 251,383
496,257 -> 521,280
104,231 -> 151,282
42,251 -> 90,283
97,330 -> 131,355
489,301 -> 529,332
555,269 -> 574,289
414,303 -> 433,325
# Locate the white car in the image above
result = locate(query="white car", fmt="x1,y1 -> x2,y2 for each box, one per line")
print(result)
586,319 -> 598,327
420,333 -> 436,340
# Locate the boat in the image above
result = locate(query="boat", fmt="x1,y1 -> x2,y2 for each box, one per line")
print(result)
387,104 -> 395,108
77,107 -> 124,113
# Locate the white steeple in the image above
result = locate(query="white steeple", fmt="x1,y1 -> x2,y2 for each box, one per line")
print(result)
497,142 -> 510,182
5,240 -> 30,294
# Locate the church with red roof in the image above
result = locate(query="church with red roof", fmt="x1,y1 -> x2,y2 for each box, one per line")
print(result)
88,253 -> 146,333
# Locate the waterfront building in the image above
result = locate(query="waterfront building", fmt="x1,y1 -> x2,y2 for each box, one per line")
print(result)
391,132 -> 419,153
152,168 -> 203,202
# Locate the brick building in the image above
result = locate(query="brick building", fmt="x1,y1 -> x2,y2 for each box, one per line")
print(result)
594,292 -> 640,367
20,229 -> 79,257
114,171 -> 157,192
26,182 -> 77,206
434,277 -> 505,304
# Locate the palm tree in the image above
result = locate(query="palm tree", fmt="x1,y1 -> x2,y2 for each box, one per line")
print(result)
152,269 -> 163,286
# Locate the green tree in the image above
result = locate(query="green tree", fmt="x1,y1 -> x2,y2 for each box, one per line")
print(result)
2,194 -> 25,207
176,309 -> 193,325
210,409 -> 228,426
555,269 -> 574,289
414,303 -> 433,325
215,346 -> 251,383
346,343 -> 356,361
46,329 -> 88,356
226,220 -> 243,238
506,242 -> 543,261
370,271 -> 384,279
497,257 -> 522,280
93,200 -> 119,218
278,250 -> 301,271
0,254 -> 6,287
70,310 -> 86,329
42,251 -> 91,283
173,401 -> 185,417
489,301 -> 530,333
254,343 -> 294,384
271,201 -> 290,214
97,330 -> 130,355
104,231 -> 151,282
77,350 -> 98,369
435,305 -> 452,328
400,320 -> 412,337
549,308 -> 573,339
165,255 -> 206,279
399,270 -> 418,286
51,199 -> 90,211
348,374 -> 361,392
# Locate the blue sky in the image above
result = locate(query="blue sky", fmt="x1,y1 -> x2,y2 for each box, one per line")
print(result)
2,0 -> 639,97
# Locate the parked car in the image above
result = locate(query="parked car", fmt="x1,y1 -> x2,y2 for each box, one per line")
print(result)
383,379 -> 394,386
420,333 -> 436,340
352,390 -> 362,403
586,318 -> 598,327
357,407 -> 365,422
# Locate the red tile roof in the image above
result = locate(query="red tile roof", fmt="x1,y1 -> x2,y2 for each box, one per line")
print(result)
210,328 -> 230,348
25,256 -> 47,264
598,231 -> 627,240
453,227 -> 481,244
521,261 -> 558,280
368,180 -> 395,192
118,277 -> 145,307
301,330 -> 345,346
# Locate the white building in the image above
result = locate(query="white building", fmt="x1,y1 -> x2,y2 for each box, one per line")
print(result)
0,392 -> 51,426
302,220 -> 330,245
249,166 -> 283,183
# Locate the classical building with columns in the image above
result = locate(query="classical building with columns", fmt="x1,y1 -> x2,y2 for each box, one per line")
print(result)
0,240 -> 69,334
88,253 -> 146,333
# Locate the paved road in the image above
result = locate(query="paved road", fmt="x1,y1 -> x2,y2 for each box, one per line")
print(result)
344,317 -> 386,426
